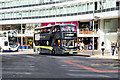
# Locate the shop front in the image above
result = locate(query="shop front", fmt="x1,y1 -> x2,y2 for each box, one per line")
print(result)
78,37 -> 98,50
78,21 -> 99,50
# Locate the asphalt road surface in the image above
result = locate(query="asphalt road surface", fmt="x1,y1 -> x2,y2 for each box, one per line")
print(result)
1,52 -> 120,80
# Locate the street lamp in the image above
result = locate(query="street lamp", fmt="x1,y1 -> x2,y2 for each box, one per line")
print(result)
92,0 -> 95,55
19,12 -> 23,51
92,0 -> 100,55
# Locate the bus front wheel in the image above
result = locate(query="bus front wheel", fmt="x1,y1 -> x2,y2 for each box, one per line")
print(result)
37,48 -> 40,54
16,48 -> 19,52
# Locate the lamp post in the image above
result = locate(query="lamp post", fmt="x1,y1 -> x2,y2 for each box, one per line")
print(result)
92,0 -> 95,55
0,5 -> 2,31
92,0 -> 100,55
19,12 -> 23,51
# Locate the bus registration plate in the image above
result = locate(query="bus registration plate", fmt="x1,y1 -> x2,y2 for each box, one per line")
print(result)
69,52 -> 73,54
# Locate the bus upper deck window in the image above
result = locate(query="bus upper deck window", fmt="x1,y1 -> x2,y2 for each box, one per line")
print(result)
44,29 -> 46,32
41,30 -> 43,33
48,29 -> 50,32
57,29 -> 60,32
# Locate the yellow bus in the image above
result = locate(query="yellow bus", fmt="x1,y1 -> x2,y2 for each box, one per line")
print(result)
33,24 -> 78,55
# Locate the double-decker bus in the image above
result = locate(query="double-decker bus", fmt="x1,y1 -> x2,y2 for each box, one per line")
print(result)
0,30 -> 19,52
33,24 -> 78,55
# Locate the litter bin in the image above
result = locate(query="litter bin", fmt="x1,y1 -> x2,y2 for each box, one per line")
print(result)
88,45 -> 92,50
28,46 -> 30,49
23,46 -> 26,49
26,46 -> 29,49
19,46 -> 22,49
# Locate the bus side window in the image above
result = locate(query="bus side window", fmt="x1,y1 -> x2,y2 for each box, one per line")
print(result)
46,41 -> 49,46
4,41 -> 8,46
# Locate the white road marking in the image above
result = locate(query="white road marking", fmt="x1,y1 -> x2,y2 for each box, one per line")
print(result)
3,72 -> 32,75
67,73 -> 111,78
47,56 -> 69,59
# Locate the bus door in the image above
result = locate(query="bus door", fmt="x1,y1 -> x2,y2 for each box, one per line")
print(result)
52,39 -> 63,54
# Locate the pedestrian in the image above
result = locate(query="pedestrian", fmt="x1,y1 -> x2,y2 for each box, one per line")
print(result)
0,44 -> 1,52
115,42 -> 119,54
101,42 -> 105,56
81,42 -> 84,50
78,42 -> 80,51
111,42 -> 116,56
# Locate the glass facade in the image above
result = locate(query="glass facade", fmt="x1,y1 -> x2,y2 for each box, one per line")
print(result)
104,19 -> 118,33
0,0 -> 71,8
0,0 -> 117,20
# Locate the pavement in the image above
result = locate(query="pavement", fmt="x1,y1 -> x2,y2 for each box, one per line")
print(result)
77,50 -> 120,60
0,49 -> 120,60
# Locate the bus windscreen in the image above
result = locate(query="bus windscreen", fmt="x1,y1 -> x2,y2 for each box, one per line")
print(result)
8,31 -> 18,48
62,40 -> 77,49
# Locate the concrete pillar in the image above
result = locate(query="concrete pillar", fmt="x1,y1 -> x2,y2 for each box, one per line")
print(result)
118,18 -> 120,44
99,19 -> 105,50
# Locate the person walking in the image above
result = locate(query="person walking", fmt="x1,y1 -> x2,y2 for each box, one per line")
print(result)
77,42 -> 80,51
0,44 -> 1,52
115,42 -> 119,54
81,42 -> 84,50
101,42 -> 105,56
111,42 -> 116,56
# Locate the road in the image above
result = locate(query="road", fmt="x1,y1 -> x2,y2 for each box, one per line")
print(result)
1,51 -> 120,80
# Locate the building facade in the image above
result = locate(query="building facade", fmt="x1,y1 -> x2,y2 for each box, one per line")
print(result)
0,0 -> 120,51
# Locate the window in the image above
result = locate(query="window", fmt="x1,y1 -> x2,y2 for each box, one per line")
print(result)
74,5 -> 78,13
78,4 -> 81,12
31,10 -> 36,17
52,8 -> 56,15
22,11 -> 27,17
0,2 -> 2,8
66,6 -> 71,13
59,7 -> 63,14
4,41 -> 8,46
46,9 -> 49,15
82,4 -> 86,11
116,2 -> 120,7
2,13 -> 5,19
0,13 -> 2,19
71,6 -> 75,13
87,2 -> 93,11
2,2 -> 5,7
104,19 -> 118,33
39,10 -> 42,16
56,8 -> 60,14
42,9 -> 46,16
